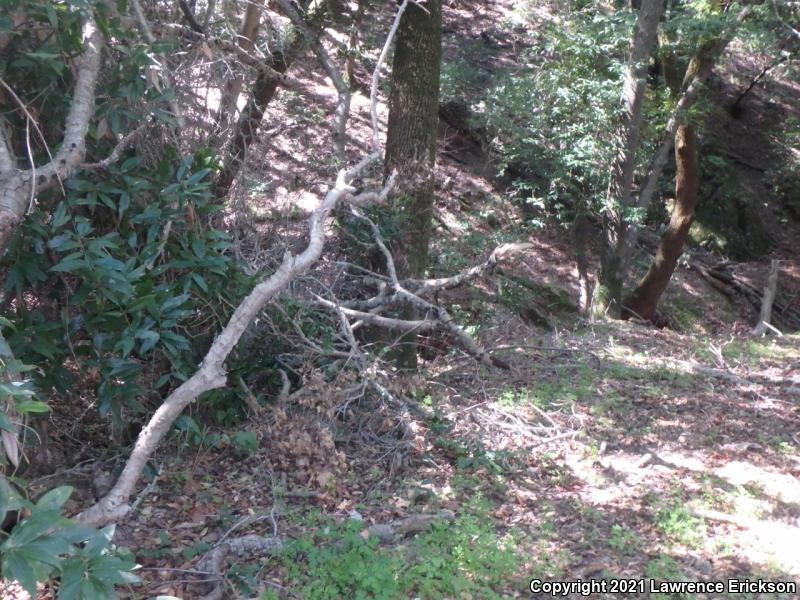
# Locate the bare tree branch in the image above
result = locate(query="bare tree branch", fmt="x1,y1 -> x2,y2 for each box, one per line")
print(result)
328,209 -> 515,369
131,0 -> 185,129
178,0 -> 205,33
371,0 -> 411,151
0,12 -> 103,253
75,0 -> 408,526
81,121 -> 150,169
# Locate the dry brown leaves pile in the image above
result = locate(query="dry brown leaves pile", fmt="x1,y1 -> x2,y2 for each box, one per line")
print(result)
264,370 -> 350,487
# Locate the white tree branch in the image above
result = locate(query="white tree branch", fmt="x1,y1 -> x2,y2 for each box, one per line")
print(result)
75,0 -> 410,526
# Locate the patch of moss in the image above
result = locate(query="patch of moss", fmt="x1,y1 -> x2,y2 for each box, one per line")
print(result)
496,271 -> 577,325
661,293 -> 704,332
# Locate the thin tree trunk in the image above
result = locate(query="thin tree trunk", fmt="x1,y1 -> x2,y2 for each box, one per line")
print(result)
213,2 -> 262,146
752,259 -> 780,336
591,0 -> 664,319
212,4 -> 329,200
623,123 -> 698,321
0,15 -> 103,257
575,213 -> 592,315
382,0 -> 442,369
346,0 -> 368,88
621,6 -> 751,268
731,53 -> 790,117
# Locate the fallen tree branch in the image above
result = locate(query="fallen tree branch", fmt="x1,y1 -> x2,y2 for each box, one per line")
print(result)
692,261 -> 799,331
365,509 -> 456,543
77,165 -> 396,527
320,209 -> 516,370
81,121 -> 150,169
403,243 -> 533,296
75,0 -> 409,527
196,534 -> 283,600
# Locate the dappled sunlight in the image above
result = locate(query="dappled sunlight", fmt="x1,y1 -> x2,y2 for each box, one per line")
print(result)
2,0 -> 799,597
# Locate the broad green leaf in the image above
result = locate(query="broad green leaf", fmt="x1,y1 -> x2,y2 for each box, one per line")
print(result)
82,524 -> 115,556
136,330 -> 160,354
0,409 -> 15,433
17,537 -> 70,567
0,477 -> 9,525
47,234 -> 78,252
2,552 -> 38,597
14,399 -> 49,414
35,486 -> 72,510
233,430 -> 258,452
3,509 -> 67,546
50,255 -> 85,273
185,168 -> 210,186
191,272 -> 208,292
161,294 -> 190,312
0,382 -> 36,399
52,203 -> 71,228
56,557 -> 84,600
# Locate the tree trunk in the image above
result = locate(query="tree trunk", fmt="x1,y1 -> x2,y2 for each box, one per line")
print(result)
346,0 -> 368,88
213,2 -> 262,146
212,4 -> 329,200
623,123 -> 698,321
0,15 -> 103,257
591,0 -> 664,319
382,0 -> 442,369
212,52 -> 290,199
574,213 -> 592,315
621,5 -> 751,267
751,259 -> 780,336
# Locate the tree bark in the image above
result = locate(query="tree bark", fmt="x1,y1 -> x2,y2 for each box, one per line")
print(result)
382,0 -> 442,369
751,259 -> 780,336
574,213 -> 592,315
0,14 -> 103,257
621,6 -> 751,268
213,2 -> 262,145
385,0 -> 442,279
623,123 -> 698,321
591,0 -> 664,319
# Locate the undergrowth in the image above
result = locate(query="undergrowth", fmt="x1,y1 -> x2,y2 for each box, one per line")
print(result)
264,493 -> 522,600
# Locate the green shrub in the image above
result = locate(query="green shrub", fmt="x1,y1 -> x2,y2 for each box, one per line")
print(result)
0,482 -> 138,599
1,151 -> 259,423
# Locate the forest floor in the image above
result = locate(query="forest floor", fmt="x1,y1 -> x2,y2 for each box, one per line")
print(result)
116,323 -> 800,599
10,1 -> 800,599
115,1 -> 800,596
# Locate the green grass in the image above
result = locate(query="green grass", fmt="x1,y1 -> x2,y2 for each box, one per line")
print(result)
655,501 -> 706,549
264,494 -> 522,600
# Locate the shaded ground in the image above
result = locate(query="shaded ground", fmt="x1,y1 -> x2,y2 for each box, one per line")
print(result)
112,0 -> 800,590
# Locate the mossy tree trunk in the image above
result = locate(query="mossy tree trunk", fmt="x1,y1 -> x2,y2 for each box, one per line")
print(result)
383,0 -> 442,369
623,123 -> 698,320
590,0 -> 664,319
